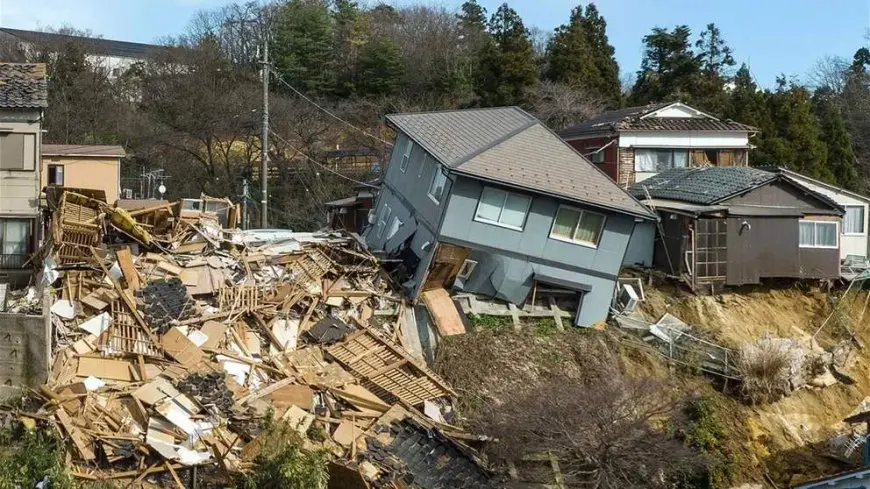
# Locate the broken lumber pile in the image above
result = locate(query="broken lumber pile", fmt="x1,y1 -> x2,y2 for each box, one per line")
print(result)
15,191 -> 493,487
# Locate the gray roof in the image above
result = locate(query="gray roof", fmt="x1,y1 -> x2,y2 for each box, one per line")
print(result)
559,102 -> 757,139
0,63 -> 47,108
629,167 -> 842,210
0,28 -> 166,59
43,144 -> 126,157
387,107 -> 655,220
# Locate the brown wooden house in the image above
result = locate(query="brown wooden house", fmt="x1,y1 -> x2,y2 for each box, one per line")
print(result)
630,167 -> 844,289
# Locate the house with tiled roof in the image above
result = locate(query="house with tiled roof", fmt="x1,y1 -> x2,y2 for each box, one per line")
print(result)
559,102 -> 759,188
363,106 -> 656,327
0,63 -> 47,281
629,167 -> 844,289
41,144 -> 126,204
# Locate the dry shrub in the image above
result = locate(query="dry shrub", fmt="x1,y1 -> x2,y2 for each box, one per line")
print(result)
475,369 -> 706,489
736,339 -> 799,404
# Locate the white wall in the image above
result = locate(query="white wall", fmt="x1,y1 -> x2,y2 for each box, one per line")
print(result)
787,174 -> 870,259
644,105 -> 698,118
618,131 -> 750,149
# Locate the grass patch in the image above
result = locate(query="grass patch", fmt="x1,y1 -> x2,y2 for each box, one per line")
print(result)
468,314 -> 514,333
678,397 -> 742,488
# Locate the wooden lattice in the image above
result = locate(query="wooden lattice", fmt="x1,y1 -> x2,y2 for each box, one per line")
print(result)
327,329 -> 455,406
102,300 -> 163,357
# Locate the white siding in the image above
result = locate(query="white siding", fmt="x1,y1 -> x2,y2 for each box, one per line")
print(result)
786,174 -> 870,259
618,131 -> 750,149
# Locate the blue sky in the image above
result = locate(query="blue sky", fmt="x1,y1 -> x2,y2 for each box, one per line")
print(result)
0,0 -> 867,88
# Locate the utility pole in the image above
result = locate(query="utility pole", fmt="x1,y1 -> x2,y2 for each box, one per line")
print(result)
260,38 -> 269,228
242,178 -> 249,230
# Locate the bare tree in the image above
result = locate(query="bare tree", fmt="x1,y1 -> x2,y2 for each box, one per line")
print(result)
476,373 -> 705,489
527,80 -> 604,131
808,55 -> 850,94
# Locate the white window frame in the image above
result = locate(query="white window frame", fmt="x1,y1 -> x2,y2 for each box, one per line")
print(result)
799,220 -> 839,249
418,154 -> 428,179
428,169 -> 447,204
548,205 -> 607,249
400,138 -> 413,173
376,204 -> 391,238
634,148 -> 688,172
842,205 -> 866,235
457,259 -> 478,280
473,186 -> 532,231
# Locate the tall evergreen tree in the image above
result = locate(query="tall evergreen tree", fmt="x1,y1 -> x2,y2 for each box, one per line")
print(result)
692,23 -> 735,113
332,0 -> 369,96
580,4 -> 620,105
630,25 -> 700,104
545,4 -> 619,105
272,0 -> 335,97
814,91 -> 859,189
357,36 -> 405,98
457,0 -> 487,34
474,3 -> 538,106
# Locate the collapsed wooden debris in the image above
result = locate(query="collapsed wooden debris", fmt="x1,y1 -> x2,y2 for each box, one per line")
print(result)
15,189 -> 493,486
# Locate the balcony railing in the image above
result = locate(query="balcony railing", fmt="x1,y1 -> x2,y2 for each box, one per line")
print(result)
0,254 -> 27,269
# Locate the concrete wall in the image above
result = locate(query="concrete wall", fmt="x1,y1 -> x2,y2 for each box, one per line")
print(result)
440,176 -> 635,326
0,307 -> 50,398
41,155 -> 121,204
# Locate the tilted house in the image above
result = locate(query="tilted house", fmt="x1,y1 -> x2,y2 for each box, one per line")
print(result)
630,167 -> 844,289
363,107 -> 656,327
0,63 -> 47,281
559,102 -> 758,187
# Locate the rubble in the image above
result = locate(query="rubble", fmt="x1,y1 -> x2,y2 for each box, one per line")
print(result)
16,189 -> 493,487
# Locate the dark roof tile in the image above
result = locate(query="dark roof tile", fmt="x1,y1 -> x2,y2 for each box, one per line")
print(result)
0,63 -> 47,108
628,167 -> 777,204
0,28 -> 166,59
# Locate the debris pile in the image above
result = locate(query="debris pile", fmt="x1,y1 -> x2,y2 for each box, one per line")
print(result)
22,190 -> 493,487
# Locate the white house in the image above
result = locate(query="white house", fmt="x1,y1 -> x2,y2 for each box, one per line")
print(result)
0,28 -> 167,79
559,102 -> 759,188
774,167 -> 870,260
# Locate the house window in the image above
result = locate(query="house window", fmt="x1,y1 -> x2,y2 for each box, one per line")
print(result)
843,206 -> 865,235
799,221 -> 838,248
48,164 -> 64,185
0,218 -> 33,268
376,204 -> 391,238
0,133 -> 36,170
386,216 -> 401,240
428,169 -> 447,204
474,186 -> 532,230
588,147 -> 604,163
634,149 -> 688,172
550,205 -> 606,248
418,154 -> 428,178
457,259 -> 478,280
400,138 -> 413,173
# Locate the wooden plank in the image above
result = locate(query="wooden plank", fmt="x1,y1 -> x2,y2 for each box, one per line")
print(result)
549,296 -> 565,331
421,288 -> 466,336
56,407 -> 96,461
508,303 -> 521,331
115,247 -> 140,291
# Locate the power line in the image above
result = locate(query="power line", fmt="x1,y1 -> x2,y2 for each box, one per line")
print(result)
268,68 -> 393,147
268,129 -> 380,188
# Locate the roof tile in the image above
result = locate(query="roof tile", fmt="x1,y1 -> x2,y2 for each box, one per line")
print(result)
0,63 -> 47,109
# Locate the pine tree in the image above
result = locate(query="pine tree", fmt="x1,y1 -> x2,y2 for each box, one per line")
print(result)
475,3 -> 538,106
272,0 -> 335,97
815,90 -> 859,189
544,5 -> 619,106
332,0 -> 370,96
693,23 -> 735,112
457,0 -> 487,34
630,25 -> 701,104
357,36 -> 405,98
580,4 -> 620,105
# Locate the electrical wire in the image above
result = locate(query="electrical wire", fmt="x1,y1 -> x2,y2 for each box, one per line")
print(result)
268,129 -> 381,188
268,67 -> 393,147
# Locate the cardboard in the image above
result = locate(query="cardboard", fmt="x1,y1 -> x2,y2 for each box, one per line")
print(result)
268,384 -> 314,411
161,327 -> 205,368
77,357 -> 134,381
199,321 -> 228,349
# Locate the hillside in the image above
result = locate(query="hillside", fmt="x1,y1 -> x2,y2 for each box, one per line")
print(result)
436,280 -> 870,487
